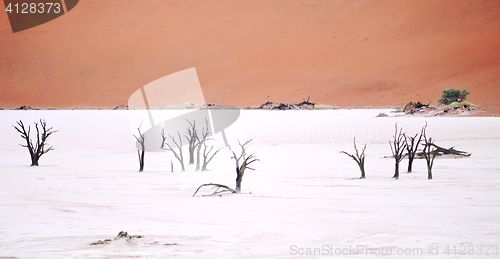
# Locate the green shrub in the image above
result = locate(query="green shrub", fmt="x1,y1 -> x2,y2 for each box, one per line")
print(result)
438,88 -> 470,105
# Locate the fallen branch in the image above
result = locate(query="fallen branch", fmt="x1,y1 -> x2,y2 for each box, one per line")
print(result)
192,183 -> 237,197
415,144 -> 471,158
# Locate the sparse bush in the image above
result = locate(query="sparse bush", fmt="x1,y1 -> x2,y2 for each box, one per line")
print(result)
438,88 -> 470,105
449,101 -> 475,109
314,104 -> 340,110
376,112 -> 388,117
391,107 -> 403,113
181,102 -> 195,109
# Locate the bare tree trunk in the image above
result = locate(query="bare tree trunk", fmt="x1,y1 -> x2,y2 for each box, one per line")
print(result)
421,122 -> 436,180
137,150 -> 145,172
235,169 -> 242,193
134,123 -> 145,172
407,156 -> 414,173
404,132 -> 422,173
185,120 -> 200,165
394,162 -> 399,179
359,164 -> 366,179
188,145 -> 196,164
196,143 -> 202,171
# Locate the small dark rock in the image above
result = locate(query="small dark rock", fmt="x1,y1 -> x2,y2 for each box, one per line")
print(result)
15,105 -> 39,110
113,104 -> 129,110
115,231 -> 128,240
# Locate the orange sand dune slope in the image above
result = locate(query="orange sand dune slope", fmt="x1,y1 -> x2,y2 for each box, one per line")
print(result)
1,0 -> 499,108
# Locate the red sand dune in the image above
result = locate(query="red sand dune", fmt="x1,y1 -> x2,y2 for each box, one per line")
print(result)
1,0 -> 499,109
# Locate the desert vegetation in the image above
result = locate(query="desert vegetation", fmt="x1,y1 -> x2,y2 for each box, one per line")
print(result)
438,88 -> 470,105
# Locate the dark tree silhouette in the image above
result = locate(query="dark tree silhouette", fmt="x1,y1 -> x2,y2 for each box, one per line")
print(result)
421,123 -> 437,180
389,123 -> 406,179
341,137 -> 366,179
404,131 -> 423,173
13,119 -> 57,166
133,123 -> 145,172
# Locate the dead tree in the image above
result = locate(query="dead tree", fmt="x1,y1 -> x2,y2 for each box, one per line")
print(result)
133,122 -> 145,172
195,119 -> 210,171
403,131 -> 423,173
13,119 -> 57,166
230,139 -> 259,193
185,120 -> 200,165
341,137 -> 366,179
193,139 -> 258,196
163,132 -> 185,171
389,123 -> 406,179
201,140 -> 221,171
160,127 -> 167,149
421,124 -> 437,180
194,119 -> 221,171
